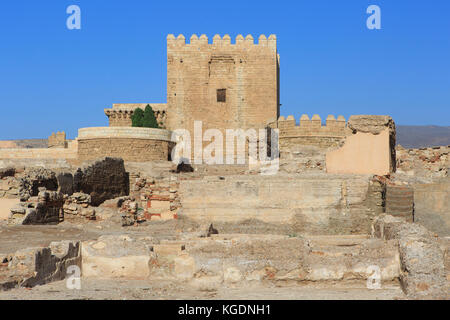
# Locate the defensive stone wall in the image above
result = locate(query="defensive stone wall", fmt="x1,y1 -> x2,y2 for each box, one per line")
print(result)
0,143 -> 78,160
104,103 -> 167,128
77,127 -> 174,162
268,114 -> 347,154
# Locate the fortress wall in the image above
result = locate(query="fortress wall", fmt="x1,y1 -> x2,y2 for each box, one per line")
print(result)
77,127 -> 174,162
0,144 -> 78,161
268,114 -> 348,156
0,141 -> 18,149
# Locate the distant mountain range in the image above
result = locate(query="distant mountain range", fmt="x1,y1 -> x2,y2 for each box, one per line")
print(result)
0,139 -> 48,149
1,126 -> 449,150
396,125 -> 450,148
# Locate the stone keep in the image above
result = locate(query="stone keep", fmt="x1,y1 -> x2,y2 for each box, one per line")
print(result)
166,34 -> 280,133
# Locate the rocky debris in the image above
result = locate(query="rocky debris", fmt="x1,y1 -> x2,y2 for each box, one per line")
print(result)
18,168 -> 58,201
0,167 -> 15,179
119,198 -> 143,226
1,240 -> 81,291
373,215 -> 448,299
347,115 -> 395,135
176,161 -> 194,173
396,145 -> 448,180
207,224 -> 219,237
8,188 -> 64,225
73,157 -> 129,206
129,174 -> 180,222
100,196 -> 131,209
197,223 -> 219,238
63,192 -> 95,220
0,175 -> 21,199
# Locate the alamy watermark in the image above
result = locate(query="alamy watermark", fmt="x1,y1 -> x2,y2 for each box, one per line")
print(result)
366,265 -> 382,289
366,5 -> 381,30
171,121 -> 280,175
66,5 -> 81,30
66,265 -> 81,290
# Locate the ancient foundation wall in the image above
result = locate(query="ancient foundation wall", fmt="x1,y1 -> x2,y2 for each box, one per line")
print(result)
77,127 -> 174,162
413,179 -> 450,237
178,174 -> 382,235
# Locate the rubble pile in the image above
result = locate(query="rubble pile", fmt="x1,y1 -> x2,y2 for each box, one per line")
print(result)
396,145 -> 449,179
63,192 -> 95,220
119,198 -> 144,226
8,187 -> 64,225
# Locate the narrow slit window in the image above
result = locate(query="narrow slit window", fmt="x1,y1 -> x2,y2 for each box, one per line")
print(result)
217,89 -> 226,102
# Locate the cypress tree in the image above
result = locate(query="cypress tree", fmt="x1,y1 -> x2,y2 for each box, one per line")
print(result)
131,108 -> 144,127
142,104 -> 159,128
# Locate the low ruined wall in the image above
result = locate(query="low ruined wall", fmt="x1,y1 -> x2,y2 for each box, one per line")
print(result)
326,115 -> 396,175
77,127 -> 174,162
414,179 -> 450,237
179,174 -> 383,235
1,241 -> 81,290
326,129 -> 392,175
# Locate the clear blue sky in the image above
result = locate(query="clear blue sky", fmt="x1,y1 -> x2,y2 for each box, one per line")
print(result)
0,0 -> 449,139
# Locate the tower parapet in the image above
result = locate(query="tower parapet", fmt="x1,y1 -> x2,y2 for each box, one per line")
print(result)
166,33 -> 279,151
167,34 -> 277,50
48,131 -> 67,148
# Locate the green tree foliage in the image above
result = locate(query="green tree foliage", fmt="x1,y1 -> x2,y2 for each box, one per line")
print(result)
131,108 -> 144,127
142,104 -> 159,128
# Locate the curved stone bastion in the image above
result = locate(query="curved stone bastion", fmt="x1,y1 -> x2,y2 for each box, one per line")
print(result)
76,127 -> 174,162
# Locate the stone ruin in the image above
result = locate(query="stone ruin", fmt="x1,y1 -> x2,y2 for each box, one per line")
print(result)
0,34 -> 448,300
5,157 -> 129,225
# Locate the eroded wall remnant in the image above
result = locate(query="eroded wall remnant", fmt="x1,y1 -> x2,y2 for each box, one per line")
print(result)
326,115 -> 396,175
73,157 -> 129,206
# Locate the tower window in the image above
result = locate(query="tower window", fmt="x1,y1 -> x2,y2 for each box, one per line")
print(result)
217,89 -> 226,102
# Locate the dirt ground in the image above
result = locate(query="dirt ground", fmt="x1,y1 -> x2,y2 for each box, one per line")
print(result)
0,278 -> 405,300
0,199 -> 19,221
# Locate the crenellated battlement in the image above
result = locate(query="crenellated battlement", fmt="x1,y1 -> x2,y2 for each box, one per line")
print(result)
269,114 -> 347,138
167,34 -> 277,49
48,131 -> 67,148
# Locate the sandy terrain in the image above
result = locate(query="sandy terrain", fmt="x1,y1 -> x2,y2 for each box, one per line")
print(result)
0,278 -> 405,300
0,199 -> 19,220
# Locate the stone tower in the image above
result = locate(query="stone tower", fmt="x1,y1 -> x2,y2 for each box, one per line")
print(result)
166,34 -> 280,134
